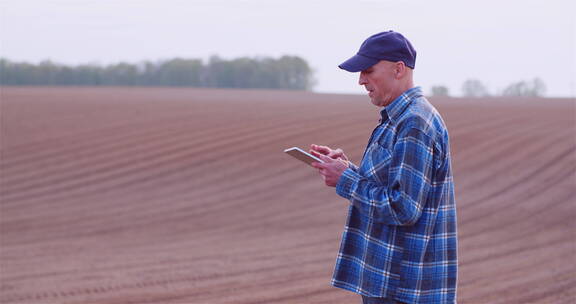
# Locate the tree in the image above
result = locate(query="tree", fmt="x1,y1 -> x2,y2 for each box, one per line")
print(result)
430,85 -> 449,97
502,78 -> 546,97
461,79 -> 490,97
0,56 -> 316,90
154,58 -> 203,86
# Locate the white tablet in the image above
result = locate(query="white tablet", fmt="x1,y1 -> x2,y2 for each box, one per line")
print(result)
284,147 -> 324,166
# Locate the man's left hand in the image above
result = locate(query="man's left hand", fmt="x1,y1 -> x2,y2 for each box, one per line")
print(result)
311,154 -> 348,187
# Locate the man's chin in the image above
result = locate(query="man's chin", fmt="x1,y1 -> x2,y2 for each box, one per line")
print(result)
370,97 -> 382,107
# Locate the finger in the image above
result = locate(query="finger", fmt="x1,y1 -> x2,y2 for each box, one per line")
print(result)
312,145 -> 331,155
317,154 -> 333,163
318,145 -> 332,154
311,162 -> 328,170
310,150 -> 322,157
338,159 -> 349,167
330,148 -> 345,158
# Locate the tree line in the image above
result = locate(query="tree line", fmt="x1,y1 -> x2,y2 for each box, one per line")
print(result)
0,56 -> 315,90
431,78 -> 547,97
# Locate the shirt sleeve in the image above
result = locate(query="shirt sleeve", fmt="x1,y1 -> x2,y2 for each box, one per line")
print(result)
348,162 -> 359,172
335,127 -> 437,226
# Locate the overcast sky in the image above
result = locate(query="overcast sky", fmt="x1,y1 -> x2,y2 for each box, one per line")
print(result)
1,0 -> 575,97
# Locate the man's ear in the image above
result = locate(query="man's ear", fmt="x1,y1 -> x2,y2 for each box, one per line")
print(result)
395,61 -> 406,79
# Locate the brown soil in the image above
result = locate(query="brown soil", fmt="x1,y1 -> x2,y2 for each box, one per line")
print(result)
1,87 -> 575,303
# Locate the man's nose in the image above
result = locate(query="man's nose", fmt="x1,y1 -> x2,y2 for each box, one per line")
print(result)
358,73 -> 367,85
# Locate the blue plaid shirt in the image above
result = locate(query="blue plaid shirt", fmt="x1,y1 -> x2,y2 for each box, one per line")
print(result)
333,87 -> 458,304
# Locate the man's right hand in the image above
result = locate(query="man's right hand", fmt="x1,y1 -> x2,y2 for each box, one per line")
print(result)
310,144 -> 349,162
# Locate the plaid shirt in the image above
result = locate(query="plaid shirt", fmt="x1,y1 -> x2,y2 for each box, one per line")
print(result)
333,87 -> 458,304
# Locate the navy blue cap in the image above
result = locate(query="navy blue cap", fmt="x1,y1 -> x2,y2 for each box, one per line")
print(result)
339,31 -> 417,72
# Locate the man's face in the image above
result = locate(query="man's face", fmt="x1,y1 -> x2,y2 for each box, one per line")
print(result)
359,60 -> 399,107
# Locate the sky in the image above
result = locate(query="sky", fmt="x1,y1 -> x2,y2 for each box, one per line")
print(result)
1,0 -> 575,97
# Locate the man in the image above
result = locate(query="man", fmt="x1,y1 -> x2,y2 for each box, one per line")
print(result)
310,31 -> 458,304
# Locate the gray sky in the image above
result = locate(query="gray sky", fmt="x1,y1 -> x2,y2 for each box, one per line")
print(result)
1,0 -> 575,97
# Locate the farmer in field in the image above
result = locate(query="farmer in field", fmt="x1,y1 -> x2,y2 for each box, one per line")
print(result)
310,31 -> 458,304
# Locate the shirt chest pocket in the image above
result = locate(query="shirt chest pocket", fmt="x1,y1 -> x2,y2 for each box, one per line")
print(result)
359,143 -> 393,185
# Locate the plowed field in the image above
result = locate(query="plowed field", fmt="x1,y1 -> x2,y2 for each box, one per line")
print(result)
1,87 -> 575,303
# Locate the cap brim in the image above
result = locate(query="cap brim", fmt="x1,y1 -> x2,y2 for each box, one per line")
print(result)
338,54 -> 379,72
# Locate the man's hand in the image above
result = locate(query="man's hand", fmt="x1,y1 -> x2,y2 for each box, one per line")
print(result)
311,154 -> 348,187
310,144 -> 349,161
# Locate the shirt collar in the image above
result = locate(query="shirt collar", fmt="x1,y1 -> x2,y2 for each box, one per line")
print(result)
380,86 -> 423,124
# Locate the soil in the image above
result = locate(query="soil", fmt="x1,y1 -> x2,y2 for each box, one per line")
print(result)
1,87 -> 574,303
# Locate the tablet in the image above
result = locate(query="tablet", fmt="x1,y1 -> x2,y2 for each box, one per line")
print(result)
284,147 -> 324,166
